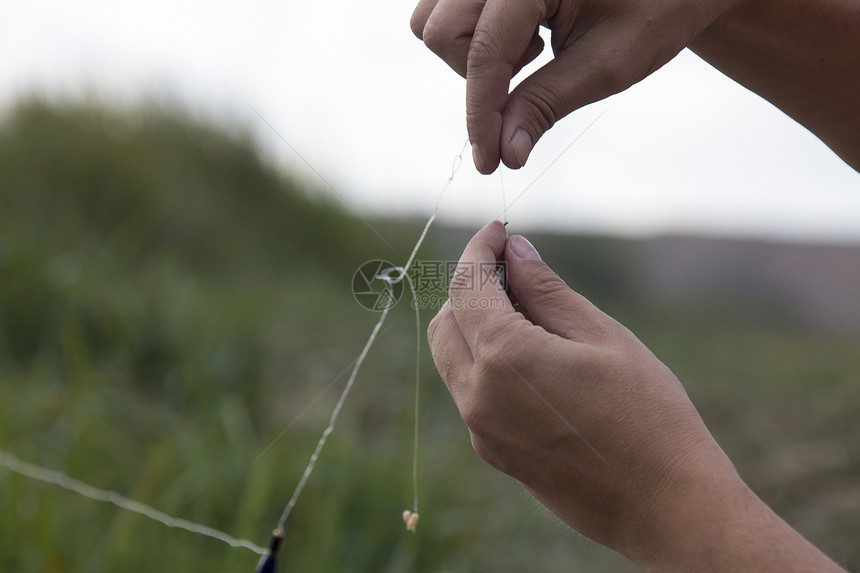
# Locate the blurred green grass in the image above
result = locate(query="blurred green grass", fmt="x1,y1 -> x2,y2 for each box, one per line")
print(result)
1,99 -> 858,572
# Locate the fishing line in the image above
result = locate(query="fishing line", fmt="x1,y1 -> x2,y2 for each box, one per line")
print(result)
0,136 -> 470,567
371,267 -> 422,531
252,108 -> 394,251
499,167 -> 509,226
410,286 -> 421,518
252,356 -> 361,464
0,451 -> 267,555
1,104 -> 604,567
273,139 -> 469,536
497,358 -> 605,463
407,270 -> 422,523
251,319 -> 398,464
499,107 -> 609,220
274,304 -> 390,532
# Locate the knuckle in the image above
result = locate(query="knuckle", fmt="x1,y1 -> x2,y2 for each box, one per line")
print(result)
472,316 -> 519,370
518,84 -> 565,133
409,11 -> 425,39
471,431 -> 512,475
522,271 -> 574,316
467,31 -> 504,71
574,302 -> 616,341
587,304 -> 632,344
470,434 -> 500,466
460,336 -> 521,419
580,308 -> 629,346
421,18 -> 453,55
473,347 -> 506,383
528,269 -> 568,302
590,51 -> 631,95
427,303 -> 454,347
426,312 -> 442,344
460,398 -> 487,433
460,391 -> 502,451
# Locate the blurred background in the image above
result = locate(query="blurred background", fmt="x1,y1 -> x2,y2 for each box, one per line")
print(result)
1,1 -> 859,572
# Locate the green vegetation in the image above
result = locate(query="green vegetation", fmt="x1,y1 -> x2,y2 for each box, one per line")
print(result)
1,100 -> 858,572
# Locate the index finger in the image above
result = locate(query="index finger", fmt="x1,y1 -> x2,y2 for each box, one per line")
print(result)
449,220 -> 517,352
466,0 -> 546,173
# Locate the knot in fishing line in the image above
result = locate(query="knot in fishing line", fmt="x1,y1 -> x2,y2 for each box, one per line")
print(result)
375,266 -> 409,287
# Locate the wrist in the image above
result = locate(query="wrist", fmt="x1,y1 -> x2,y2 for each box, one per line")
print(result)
619,450 -> 747,570
633,471 -> 757,571
621,456 -> 844,572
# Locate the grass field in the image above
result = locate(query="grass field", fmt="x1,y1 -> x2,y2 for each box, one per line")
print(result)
1,100 -> 858,572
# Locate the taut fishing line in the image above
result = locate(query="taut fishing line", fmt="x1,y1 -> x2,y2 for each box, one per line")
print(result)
0,105 -> 607,570
499,167 -> 509,226
0,450 -> 267,555
272,139 -> 469,535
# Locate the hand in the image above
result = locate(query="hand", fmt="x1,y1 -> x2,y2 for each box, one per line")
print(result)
411,0 -> 739,173
427,221 -> 845,571
427,220 -> 737,559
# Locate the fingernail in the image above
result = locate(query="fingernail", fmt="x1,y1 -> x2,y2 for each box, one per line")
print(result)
510,129 -> 533,169
510,235 -> 540,260
471,142 -> 487,173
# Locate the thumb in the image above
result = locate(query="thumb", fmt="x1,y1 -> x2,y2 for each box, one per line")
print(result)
504,235 -> 610,342
499,38 -> 616,170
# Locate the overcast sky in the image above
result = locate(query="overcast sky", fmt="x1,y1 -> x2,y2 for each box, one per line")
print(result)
2,0 -> 859,243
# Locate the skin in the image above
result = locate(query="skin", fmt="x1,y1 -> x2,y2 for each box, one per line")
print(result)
410,0 -> 860,173
691,0 -> 860,170
413,0 -> 859,567
428,222 -> 845,571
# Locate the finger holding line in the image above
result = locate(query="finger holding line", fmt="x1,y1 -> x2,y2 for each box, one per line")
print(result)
447,220 -> 521,353
467,0 -> 549,173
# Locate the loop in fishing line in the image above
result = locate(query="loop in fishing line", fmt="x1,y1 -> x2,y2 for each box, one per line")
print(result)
0,106 -> 608,573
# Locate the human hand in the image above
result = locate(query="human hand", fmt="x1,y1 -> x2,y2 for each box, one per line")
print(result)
427,222 -> 844,571
411,0 -> 740,173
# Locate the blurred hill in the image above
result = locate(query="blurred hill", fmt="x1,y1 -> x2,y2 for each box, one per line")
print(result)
0,99 -> 393,367
433,227 -> 860,333
0,99 -> 858,572
0,99 -> 456,573
631,235 -> 860,332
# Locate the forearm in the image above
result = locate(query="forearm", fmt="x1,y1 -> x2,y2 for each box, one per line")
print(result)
691,0 -> 860,171
626,466 -> 845,572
